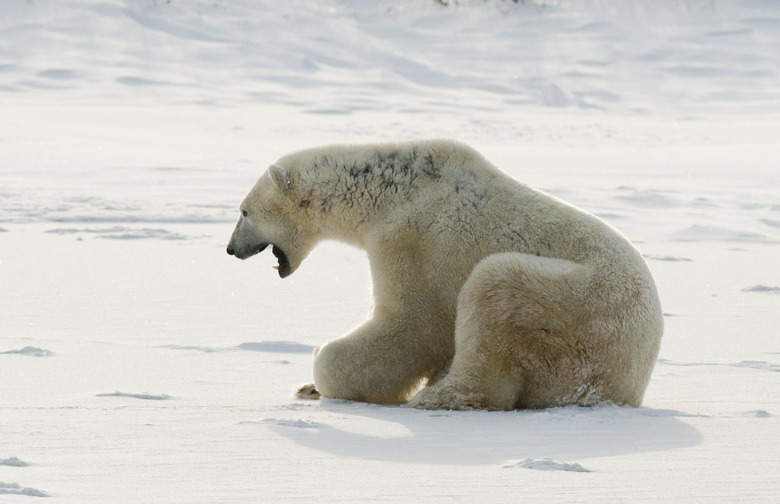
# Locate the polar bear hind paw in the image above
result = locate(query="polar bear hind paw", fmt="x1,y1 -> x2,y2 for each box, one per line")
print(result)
295,383 -> 321,400
408,383 -> 493,411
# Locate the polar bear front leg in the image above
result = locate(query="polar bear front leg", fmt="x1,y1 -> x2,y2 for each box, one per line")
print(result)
311,314 -> 447,405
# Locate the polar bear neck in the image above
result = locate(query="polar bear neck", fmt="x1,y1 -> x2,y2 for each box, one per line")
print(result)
293,142 -> 454,241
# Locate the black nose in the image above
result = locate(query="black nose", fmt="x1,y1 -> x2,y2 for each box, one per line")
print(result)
226,247 -> 235,256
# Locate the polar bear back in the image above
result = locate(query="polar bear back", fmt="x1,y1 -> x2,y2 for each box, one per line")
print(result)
280,139 -> 652,292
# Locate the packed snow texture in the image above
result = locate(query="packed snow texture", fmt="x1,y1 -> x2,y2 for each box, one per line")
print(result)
1,0 -> 778,502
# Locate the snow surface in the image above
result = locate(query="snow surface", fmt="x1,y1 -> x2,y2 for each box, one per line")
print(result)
1,0 -> 779,502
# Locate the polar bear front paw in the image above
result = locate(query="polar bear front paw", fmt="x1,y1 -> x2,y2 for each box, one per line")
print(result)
295,383 -> 321,400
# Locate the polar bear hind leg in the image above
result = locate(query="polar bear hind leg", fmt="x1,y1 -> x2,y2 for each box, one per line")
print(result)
409,252 -> 599,411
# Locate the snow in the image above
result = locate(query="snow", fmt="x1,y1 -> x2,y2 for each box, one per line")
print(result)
0,459 -> 30,468
503,458 -> 591,472
1,0 -> 778,502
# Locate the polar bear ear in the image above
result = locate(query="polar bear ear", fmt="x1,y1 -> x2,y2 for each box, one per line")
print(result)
269,164 -> 293,194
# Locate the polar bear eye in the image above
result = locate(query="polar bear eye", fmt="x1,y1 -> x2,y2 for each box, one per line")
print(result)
242,210 -> 248,217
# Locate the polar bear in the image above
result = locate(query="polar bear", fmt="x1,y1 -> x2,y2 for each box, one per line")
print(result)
227,140 -> 663,410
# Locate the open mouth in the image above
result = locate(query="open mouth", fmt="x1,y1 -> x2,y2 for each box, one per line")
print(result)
228,242 -> 292,278
271,245 -> 292,278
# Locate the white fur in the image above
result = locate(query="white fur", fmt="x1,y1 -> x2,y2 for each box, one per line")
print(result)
227,140 -> 663,410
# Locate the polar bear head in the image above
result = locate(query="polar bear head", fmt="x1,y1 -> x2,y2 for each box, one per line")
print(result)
226,164 -> 316,278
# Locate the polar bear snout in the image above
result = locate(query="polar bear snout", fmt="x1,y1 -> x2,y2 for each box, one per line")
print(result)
226,241 -> 269,260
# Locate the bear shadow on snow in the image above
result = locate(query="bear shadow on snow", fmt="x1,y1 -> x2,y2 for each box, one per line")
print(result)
265,401 -> 702,465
